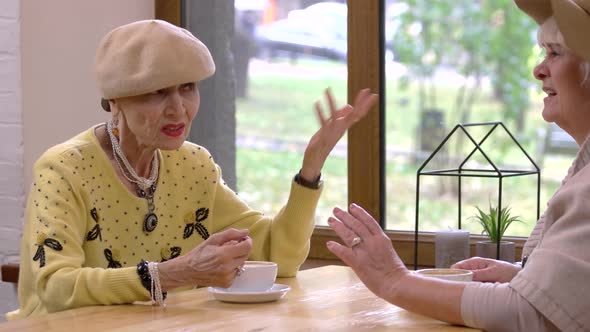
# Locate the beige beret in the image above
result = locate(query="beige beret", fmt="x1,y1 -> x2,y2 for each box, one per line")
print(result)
95,19 -> 215,100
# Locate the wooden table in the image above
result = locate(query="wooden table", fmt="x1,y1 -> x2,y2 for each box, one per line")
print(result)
0,266 -> 479,331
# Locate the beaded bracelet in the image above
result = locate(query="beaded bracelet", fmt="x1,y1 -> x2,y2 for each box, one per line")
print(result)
137,259 -> 167,303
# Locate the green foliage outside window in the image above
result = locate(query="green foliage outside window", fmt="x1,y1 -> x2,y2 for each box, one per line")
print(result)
392,0 -> 537,132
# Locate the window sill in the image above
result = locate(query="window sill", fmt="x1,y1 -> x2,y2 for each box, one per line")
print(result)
310,226 -> 526,268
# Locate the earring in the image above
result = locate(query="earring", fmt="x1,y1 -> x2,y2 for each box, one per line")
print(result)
111,116 -> 120,137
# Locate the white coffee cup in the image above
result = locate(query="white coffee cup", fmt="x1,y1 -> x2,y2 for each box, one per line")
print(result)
415,268 -> 473,282
226,261 -> 278,292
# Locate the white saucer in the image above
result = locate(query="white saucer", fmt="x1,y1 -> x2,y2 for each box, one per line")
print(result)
208,283 -> 291,303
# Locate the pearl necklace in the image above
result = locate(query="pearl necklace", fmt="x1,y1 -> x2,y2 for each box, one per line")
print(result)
106,121 -> 159,233
106,121 -> 159,190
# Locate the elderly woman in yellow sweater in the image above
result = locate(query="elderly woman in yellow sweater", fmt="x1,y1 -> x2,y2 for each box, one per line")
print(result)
326,1 -> 590,331
8,20 -> 377,319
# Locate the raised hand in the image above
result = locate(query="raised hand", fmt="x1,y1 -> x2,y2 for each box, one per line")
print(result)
158,228 -> 252,290
299,88 -> 378,182
451,257 -> 521,283
326,203 -> 410,299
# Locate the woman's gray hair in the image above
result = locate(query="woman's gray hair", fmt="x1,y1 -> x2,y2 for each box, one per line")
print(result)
538,16 -> 590,85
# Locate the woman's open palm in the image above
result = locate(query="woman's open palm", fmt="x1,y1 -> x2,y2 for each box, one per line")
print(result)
300,88 -> 378,180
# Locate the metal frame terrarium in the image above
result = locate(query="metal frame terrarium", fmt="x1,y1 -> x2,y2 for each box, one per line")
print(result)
413,122 -> 541,269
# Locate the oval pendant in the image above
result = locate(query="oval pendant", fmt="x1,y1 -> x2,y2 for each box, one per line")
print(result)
143,213 -> 158,233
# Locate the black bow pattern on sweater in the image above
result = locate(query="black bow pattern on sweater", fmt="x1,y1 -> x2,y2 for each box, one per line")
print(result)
33,233 -> 63,268
104,248 -> 122,268
160,246 -> 182,262
183,208 -> 210,240
86,207 -> 102,242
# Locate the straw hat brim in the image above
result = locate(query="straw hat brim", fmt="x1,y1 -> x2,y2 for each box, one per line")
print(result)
515,0 -> 590,60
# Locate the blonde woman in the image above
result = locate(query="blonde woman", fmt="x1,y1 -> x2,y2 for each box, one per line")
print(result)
327,1 -> 590,331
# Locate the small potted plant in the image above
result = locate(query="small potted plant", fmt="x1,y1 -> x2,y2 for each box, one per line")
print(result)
470,204 -> 523,263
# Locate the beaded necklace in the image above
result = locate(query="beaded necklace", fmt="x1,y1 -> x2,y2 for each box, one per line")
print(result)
106,121 -> 159,233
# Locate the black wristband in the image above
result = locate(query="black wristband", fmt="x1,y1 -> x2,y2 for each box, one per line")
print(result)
294,171 -> 322,189
137,259 -> 152,292
137,259 -> 167,299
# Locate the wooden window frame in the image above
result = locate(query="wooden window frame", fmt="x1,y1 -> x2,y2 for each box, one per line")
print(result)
310,227 -> 525,268
155,0 -> 526,268
155,0 -> 181,26
342,0 -> 526,267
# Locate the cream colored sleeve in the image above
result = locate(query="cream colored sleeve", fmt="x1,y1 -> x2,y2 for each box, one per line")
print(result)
461,282 -> 559,332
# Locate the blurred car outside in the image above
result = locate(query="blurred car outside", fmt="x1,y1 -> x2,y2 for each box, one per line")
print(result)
254,2 -> 347,62
252,1 -> 406,63
234,0 -> 268,11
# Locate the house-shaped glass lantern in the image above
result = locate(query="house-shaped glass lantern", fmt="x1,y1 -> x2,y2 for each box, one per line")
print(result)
414,122 -> 541,269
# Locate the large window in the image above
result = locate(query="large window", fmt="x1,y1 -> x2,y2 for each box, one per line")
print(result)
233,0 -> 348,225
383,0 -> 561,237
165,1 -> 576,264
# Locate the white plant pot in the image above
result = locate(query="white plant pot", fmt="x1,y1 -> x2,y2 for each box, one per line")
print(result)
475,241 -> 515,263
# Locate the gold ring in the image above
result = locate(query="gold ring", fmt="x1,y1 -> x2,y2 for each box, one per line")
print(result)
351,236 -> 362,248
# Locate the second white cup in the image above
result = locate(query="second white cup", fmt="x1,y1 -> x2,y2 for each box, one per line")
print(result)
414,268 -> 473,282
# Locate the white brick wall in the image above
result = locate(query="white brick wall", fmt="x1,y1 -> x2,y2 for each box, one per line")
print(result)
0,0 -> 23,320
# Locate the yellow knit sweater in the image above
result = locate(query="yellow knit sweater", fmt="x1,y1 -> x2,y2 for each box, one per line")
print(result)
8,126 -> 322,319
